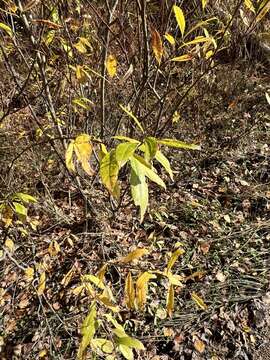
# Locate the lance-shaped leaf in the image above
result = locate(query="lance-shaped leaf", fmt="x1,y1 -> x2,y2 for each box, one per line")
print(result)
100,150 -> 120,198
0,22 -> 13,37
74,134 -> 95,176
244,0 -> 256,13
117,336 -> 145,350
91,338 -> 114,354
106,54 -> 117,77
167,248 -> 185,273
113,135 -> 140,143
130,157 -> 149,222
136,272 -> 156,309
119,104 -> 144,133
201,0 -> 209,10
171,54 -> 193,62
125,272 -> 135,310
166,284 -> 174,317
191,292 -> 208,310
158,138 -> 200,150
65,140 -> 75,172
144,137 -> 158,162
13,193 -> 37,203
132,155 -> 166,189
256,0 -> 270,23
120,248 -> 149,264
77,302 -> 97,359
155,150 -> 174,180
173,5 -> 185,37
164,33 -> 175,45
151,27 -> 163,64
37,272 -> 46,296
115,142 -> 138,168
180,36 -> 213,48
118,344 -> 134,360
13,202 -> 27,217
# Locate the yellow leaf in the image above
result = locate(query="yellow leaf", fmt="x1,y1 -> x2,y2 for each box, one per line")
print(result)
48,240 -> 61,257
37,272 -> 46,296
120,248 -> 149,263
191,292 -> 208,310
97,295 -> 119,312
4,238 -> 15,253
78,302 -> 96,359
100,150 -> 120,197
106,54 -> 117,77
164,33 -> 175,45
1,205 -> 13,227
173,5 -> 185,37
74,134 -> 95,176
180,36 -> 212,48
125,272 -> 135,310
81,274 -> 105,289
167,248 -> 185,273
171,54 -> 193,62
136,272 -> 156,309
201,0 -> 209,10
151,27 -> 163,64
65,140 -> 75,172
24,267 -> 34,282
75,65 -> 88,84
166,271 -> 183,286
194,339 -> 205,353
166,284 -> 174,317
96,264 -> 107,282
61,267 -> 75,287
244,0 -> 256,13
0,22 -> 13,37
38,349 -> 47,358
256,0 -> 270,22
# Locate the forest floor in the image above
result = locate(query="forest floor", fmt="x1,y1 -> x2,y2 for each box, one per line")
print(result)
0,62 -> 270,360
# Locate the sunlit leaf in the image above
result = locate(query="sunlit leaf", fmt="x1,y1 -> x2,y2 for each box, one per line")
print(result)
5,238 -> 15,253
256,0 -> 270,22
144,137 -> 158,161
13,193 -> 37,203
118,344 -> 133,360
151,27 -> 163,64
81,274 -> 105,289
48,240 -> 61,256
77,302 -> 97,359
74,134 -> 95,176
1,205 -> 13,227
180,36 -> 213,48
201,0 -> 209,10
117,336 -> 145,350
61,267 -> 75,287
166,272 -> 183,286
65,140 -> 75,172
171,54 -> 193,62
91,338 -> 114,354
166,284 -> 174,317
0,22 -> 13,37
266,92 -> 270,105
158,138 -> 200,150
97,295 -> 119,312
125,272 -> 135,310
173,5 -> 185,37
194,339 -> 205,353
100,150 -> 120,198
131,155 -> 166,189
119,104 -> 144,133
191,292 -> 208,310
96,264 -> 107,282
120,248 -> 149,263
164,33 -> 175,45
155,150 -> 174,180
13,202 -> 27,217
130,157 -> 148,222
37,272 -> 46,296
136,272 -> 156,309
244,0 -> 256,13
113,136 -> 140,143
72,97 -> 94,110
167,248 -> 185,273
115,142 -> 138,167
106,54 -> 117,77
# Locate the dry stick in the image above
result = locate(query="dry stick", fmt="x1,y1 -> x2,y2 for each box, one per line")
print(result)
100,0 -> 119,139
157,0 -> 244,137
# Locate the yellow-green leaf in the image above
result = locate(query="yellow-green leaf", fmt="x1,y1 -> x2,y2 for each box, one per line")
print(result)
131,155 -> 166,189
166,284 -> 174,317
120,248 -> 149,263
173,5 -> 185,37
155,150 -> 174,180
0,22 -> 12,37
65,140 -> 75,172
125,272 -> 135,310
113,135 -> 140,143
37,272 -> 46,296
119,104 -> 144,133
78,302 -> 97,359
158,138 -> 200,150
144,137 -> 158,161
100,150 -> 120,198
106,54 -> 117,77
74,134 -> 95,176
201,0 -> 209,10
166,271 -> 183,286
164,33 -> 175,45
115,142 -> 138,167
180,36 -> 212,48
14,193 -> 37,203
117,336 -> 144,350
171,54 -> 193,62
191,292 -> 208,310
91,338 -> 114,354
167,248 -> 185,273
151,27 -> 163,64
118,344 -> 133,360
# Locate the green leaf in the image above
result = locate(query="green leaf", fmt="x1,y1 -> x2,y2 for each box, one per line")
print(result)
158,138 -> 200,150
0,22 -> 13,37
155,150 -> 174,180
65,140 -> 75,172
130,157 -> 148,223
115,142 -> 138,167
144,137 -> 158,161
12,202 -> 27,217
100,150 -> 120,198
118,344 -> 134,360
14,193 -> 37,203
173,5 -> 185,37
77,302 -> 97,359
113,328 -> 127,338
119,104 -> 144,133
117,337 -> 145,350
113,136 -> 140,143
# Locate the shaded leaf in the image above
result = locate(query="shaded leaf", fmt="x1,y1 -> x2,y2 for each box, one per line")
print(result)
167,248 -> 185,273
100,150 -> 120,198
166,284 -> 174,317
144,137 -> 158,161
155,150 -> 174,180
151,27 -> 163,64
191,292 -> 208,310
119,104 -> 144,133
